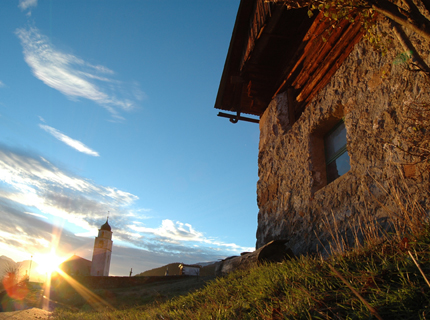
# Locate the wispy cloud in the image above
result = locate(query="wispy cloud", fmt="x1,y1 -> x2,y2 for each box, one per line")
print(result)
39,124 -> 99,156
128,219 -> 254,253
18,0 -> 37,10
0,81 -> 5,88
24,211 -> 47,219
0,146 -> 137,220
15,27 -> 143,119
129,220 -> 204,242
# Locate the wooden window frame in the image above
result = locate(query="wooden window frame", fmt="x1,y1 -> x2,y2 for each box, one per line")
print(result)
324,118 -> 349,184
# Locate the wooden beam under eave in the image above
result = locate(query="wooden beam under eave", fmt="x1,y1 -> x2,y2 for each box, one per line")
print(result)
264,9 -> 316,93
282,12 -> 333,86
240,1 -> 273,70
242,7 -> 314,104
300,24 -> 364,107
242,4 -> 286,67
270,11 -> 328,101
296,20 -> 364,103
292,17 -> 352,90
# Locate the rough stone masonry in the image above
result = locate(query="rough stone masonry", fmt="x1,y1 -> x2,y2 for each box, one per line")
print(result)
256,19 -> 430,255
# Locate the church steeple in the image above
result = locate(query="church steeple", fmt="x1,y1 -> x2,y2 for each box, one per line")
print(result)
100,218 -> 111,231
91,216 -> 113,276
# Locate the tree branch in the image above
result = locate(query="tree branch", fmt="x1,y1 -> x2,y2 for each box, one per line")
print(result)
390,20 -> 430,77
418,0 -> 430,16
401,0 -> 430,29
370,0 -> 430,41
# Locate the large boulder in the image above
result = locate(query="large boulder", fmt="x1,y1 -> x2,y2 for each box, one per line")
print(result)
215,240 -> 294,276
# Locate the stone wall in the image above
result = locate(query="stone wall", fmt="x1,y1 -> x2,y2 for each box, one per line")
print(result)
256,20 -> 430,254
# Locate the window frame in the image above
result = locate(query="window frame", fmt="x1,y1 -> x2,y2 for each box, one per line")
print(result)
324,118 -> 349,184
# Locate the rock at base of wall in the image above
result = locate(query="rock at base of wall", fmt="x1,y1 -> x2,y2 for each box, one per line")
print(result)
215,240 -> 294,276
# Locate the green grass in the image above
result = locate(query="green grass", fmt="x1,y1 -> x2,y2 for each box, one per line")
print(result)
52,226 -> 430,319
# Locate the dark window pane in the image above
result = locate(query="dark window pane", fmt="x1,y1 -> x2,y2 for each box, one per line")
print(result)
325,122 -> 347,161
327,150 -> 350,183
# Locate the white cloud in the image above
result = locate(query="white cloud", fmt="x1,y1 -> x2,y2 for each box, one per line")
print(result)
39,124 -> 99,157
24,211 -> 48,219
0,81 -> 5,87
18,0 -> 37,10
128,219 -> 254,253
74,231 -> 96,238
15,27 -> 143,119
129,220 -> 204,242
0,146 -> 138,218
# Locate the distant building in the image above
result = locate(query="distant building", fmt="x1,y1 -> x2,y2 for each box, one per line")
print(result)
90,219 -> 113,276
179,264 -> 201,276
59,255 -> 92,277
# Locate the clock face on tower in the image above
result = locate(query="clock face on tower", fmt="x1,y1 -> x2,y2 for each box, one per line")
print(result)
97,240 -> 104,248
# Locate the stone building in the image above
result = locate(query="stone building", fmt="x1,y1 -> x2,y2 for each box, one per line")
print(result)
215,0 -> 430,255
179,263 -> 201,276
59,255 -> 92,277
90,219 -> 113,276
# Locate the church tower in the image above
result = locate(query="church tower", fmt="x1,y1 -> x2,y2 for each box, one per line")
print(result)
91,219 -> 113,276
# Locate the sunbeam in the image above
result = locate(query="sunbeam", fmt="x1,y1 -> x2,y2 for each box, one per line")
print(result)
53,269 -> 113,311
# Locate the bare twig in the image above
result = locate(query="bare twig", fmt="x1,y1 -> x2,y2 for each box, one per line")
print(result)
327,263 -> 383,320
408,250 -> 430,288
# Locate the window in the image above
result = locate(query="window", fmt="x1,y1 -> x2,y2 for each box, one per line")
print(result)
324,119 -> 350,183
310,109 -> 350,193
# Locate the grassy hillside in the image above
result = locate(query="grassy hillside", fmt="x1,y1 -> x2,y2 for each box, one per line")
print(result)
136,262 -> 218,277
48,276 -> 215,312
52,224 -> 430,319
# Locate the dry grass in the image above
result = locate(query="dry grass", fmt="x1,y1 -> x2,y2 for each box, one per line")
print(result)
52,230 -> 430,319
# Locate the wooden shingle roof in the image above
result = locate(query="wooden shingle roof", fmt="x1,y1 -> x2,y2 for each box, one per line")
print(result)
215,0 -> 364,122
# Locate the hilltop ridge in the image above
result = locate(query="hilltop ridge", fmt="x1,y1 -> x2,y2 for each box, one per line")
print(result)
136,261 -> 218,277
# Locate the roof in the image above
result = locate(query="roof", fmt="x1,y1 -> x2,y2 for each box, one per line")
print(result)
63,254 -> 92,264
101,219 -> 112,232
59,255 -> 92,276
214,0 -> 364,120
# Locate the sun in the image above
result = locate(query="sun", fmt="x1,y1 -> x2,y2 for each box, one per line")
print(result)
34,250 -> 64,275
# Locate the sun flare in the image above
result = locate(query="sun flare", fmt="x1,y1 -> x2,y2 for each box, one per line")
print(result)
34,250 -> 64,275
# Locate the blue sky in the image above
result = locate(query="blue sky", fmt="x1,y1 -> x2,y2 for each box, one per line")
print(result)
0,0 -> 260,276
